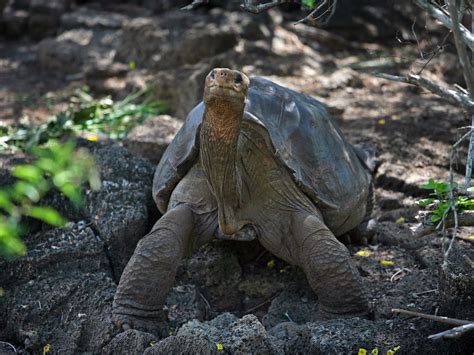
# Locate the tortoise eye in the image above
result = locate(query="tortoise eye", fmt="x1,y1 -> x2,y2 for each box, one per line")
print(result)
234,74 -> 242,85
210,71 -> 216,80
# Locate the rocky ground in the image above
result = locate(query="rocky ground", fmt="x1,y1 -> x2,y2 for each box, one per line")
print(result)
1,1 -> 473,354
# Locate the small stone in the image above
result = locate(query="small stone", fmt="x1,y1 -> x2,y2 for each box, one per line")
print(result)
123,115 -> 182,164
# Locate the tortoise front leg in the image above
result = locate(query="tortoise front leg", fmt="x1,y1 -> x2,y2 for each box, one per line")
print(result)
292,212 -> 370,317
112,205 -> 196,335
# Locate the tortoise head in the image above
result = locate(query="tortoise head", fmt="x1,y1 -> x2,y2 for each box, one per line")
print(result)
203,68 -> 249,106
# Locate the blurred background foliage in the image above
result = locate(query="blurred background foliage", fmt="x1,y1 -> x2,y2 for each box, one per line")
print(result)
0,89 -> 165,258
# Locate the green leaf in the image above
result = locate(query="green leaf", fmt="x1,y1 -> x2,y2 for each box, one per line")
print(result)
0,220 -> 26,257
0,191 -> 13,213
431,214 -> 442,222
13,181 -> 40,202
12,165 -> 42,183
26,206 -> 66,227
434,182 -> 449,194
302,0 -> 315,7
416,198 -> 434,207
59,183 -> 83,206
467,187 -> 474,192
421,179 -> 437,190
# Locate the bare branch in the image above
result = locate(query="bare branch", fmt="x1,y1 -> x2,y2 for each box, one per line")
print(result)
414,0 -> 474,51
294,0 -> 338,26
373,73 -> 474,114
392,308 -> 473,326
181,0 -> 209,10
241,0 -> 288,14
428,323 -> 474,340
412,211 -> 474,238
448,0 -> 474,95
416,30 -> 452,75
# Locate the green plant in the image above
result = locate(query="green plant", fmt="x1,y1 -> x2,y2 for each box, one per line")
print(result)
0,140 -> 100,258
0,87 -> 166,151
417,178 -> 474,222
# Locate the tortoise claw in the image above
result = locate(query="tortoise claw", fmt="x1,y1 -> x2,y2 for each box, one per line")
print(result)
112,313 -> 168,338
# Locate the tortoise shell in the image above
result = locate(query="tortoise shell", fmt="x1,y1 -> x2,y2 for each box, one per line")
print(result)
153,77 -> 370,216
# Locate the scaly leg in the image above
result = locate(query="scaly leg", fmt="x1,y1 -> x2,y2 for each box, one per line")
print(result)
112,205 -> 198,335
292,212 -> 369,317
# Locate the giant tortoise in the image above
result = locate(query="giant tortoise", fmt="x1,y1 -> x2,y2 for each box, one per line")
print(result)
113,68 -> 374,333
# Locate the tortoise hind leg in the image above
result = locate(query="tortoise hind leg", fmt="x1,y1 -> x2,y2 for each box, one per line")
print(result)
292,212 -> 370,317
112,205 -> 198,336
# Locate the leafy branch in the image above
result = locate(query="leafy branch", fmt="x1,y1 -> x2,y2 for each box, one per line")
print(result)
0,87 -> 166,151
0,140 -> 100,258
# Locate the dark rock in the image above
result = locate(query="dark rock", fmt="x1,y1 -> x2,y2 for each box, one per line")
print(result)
30,0 -> 71,15
28,13 -> 60,40
123,115 -> 182,164
0,223 -> 116,353
0,223 -> 109,287
117,14 -> 238,72
141,0 -> 194,13
61,8 -> 129,30
438,244 -> 474,320
151,63 -> 211,119
165,285 -> 206,328
2,0 -> 71,39
262,287 -> 319,329
166,313 -> 283,354
1,9 -> 29,38
414,244 -> 442,269
145,334 -> 217,355
37,28 -> 120,73
294,319 -> 390,354
180,243 -> 242,312
84,61 -> 129,79
85,143 -> 157,279
103,329 -> 157,355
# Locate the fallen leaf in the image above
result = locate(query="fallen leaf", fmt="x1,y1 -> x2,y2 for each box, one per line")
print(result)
267,259 -> 276,269
380,260 -> 395,266
216,343 -> 224,350
356,250 -> 372,257
358,348 -> 367,355
395,217 -> 405,224
377,118 -> 386,125
43,344 -> 51,355
86,134 -> 99,142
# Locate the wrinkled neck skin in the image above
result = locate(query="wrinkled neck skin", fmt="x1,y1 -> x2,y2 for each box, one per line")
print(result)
200,97 -> 244,235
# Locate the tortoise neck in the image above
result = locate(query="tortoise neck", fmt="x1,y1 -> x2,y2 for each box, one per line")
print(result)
200,99 -> 244,235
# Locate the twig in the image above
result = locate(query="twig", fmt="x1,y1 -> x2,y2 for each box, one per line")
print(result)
413,289 -> 438,296
390,268 -> 412,282
240,0 -> 289,14
244,295 -> 277,313
416,30 -> 452,75
199,292 -> 212,314
373,73 -> 474,114
0,342 -> 17,353
443,123 -> 462,265
392,308 -> 472,326
294,0 -> 337,26
428,323 -> 474,340
463,254 -> 474,268
180,0 -> 209,10
413,0 -> 474,51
